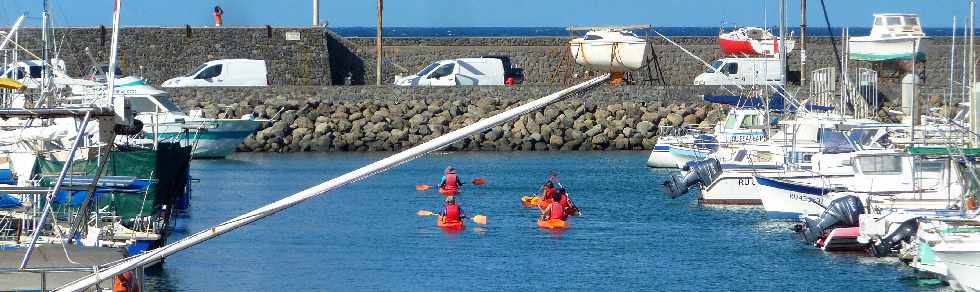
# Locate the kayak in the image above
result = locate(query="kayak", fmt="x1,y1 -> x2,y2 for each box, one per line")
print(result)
437,216 -> 464,230
537,218 -> 569,229
521,196 -> 543,208
438,188 -> 459,196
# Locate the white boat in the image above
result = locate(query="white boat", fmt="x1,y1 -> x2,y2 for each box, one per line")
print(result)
756,150 -> 964,219
69,78 -> 264,158
569,29 -> 651,72
928,220 -> 980,292
719,26 -> 796,57
849,13 -> 929,62
647,133 -> 692,168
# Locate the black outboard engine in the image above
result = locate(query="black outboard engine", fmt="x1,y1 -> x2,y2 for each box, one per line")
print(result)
795,195 -> 864,243
870,218 -> 919,257
663,158 -> 723,198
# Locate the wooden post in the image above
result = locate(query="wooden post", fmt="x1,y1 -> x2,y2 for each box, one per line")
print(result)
376,0 -> 383,85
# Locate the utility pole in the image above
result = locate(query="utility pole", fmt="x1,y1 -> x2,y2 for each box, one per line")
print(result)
376,0 -> 383,85
800,0 -> 807,87
313,0 -> 319,26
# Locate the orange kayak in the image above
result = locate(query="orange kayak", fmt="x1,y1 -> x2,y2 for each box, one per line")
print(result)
537,218 -> 569,229
437,216 -> 464,230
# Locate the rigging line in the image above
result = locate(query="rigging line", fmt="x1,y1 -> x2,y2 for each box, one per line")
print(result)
818,0 -> 844,82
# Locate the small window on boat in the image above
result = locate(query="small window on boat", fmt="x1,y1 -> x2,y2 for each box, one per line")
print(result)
916,159 -> 946,174
856,155 -> 903,174
740,114 -> 764,129
585,34 -> 603,41
886,17 -> 902,26
875,17 -> 883,26
128,96 -> 160,113
28,65 -> 42,79
906,17 -> 919,26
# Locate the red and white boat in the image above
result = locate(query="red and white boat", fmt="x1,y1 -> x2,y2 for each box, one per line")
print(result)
719,27 -> 796,57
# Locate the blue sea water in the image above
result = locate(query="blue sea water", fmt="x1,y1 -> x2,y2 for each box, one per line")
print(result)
144,151 -> 943,291
331,26 -> 957,37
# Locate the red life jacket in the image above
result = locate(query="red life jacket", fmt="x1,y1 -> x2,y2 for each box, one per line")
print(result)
444,204 -> 461,223
443,174 -> 460,192
543,186 -> 556,198
549,201 -> 565,220
559,194 -> 570,209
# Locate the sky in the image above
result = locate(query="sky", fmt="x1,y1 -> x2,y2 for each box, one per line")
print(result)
0,0 -> 971,28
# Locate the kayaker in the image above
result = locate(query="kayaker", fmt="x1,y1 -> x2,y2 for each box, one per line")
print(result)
441,196 -> 464,223
556,187 -> 580,216
539,181 -> 557,202
438,166 -> 463,196
540,191 -> 567,221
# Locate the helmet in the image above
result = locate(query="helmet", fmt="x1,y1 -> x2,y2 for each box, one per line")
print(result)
445,166 -> 456,174
445,196 -> 456,204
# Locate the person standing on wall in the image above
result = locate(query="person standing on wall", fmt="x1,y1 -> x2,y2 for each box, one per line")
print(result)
214,6 -> 224,27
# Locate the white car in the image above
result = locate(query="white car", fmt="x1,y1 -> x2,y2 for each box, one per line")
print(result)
395,58 -> 506,86
163,59 -> 268,87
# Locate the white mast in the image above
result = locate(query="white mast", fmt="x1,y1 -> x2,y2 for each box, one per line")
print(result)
971,0 -> 977,142
41,0 -> 50,104
778,0 -> 787,88
108,0 -> 130,125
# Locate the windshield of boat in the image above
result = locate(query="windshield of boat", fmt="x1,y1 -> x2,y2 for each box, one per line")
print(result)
154,94 -> 183,112
818,128 -> 856,154
847,128 -> 880,149
706,60 -> 723,73
187,64 -> 208,77
417,63 -> 440,76
724,112 -> 738,129
129,95 -> 182,113
886,16 -> 902,26
585,34 -> 603,40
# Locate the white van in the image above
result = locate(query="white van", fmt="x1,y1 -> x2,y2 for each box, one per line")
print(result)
394,58 -> 506,86
693,57 -> 784,86
162,59 -> 268,87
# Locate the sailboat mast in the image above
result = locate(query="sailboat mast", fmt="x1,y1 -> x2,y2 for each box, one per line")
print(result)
41,0 -> 50,104
800,0 -> 807,88
779,0 -> 787,88
971,0 -> 977,143
108,0 -> 124,123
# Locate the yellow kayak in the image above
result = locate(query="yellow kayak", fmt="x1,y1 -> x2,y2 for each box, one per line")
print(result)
521,196 -> 548,209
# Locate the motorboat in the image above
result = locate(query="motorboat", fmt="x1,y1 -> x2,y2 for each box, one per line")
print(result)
719,27 -> 795,57
569,29 -> 651,72
926,219 -> 980,292
849,14 -> 929,62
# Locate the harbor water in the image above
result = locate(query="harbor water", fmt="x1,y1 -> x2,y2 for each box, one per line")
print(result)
146,151 -> 935,291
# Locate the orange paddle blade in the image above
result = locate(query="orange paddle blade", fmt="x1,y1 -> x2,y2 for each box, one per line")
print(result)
471,178 -> 487,186
416,210 -> 436,216
416,184 -> 432,191
471,215 -> 487,225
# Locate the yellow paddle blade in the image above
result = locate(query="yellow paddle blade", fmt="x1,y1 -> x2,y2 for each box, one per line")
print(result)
416,210 -> 436,216
471,215 -> 487,225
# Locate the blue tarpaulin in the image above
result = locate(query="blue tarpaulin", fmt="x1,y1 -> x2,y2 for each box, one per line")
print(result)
0,194 -> 21,209
703,93 -> 834,112
0,169 -> 14,185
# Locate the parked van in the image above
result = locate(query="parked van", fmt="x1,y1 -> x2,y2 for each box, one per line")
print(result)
162,59 -> 268,87
394,57 -> 507,86
693,57 -> 787,86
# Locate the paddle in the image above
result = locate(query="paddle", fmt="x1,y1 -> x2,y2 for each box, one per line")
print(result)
416,210 -> 487,225
415,177 -> 487,191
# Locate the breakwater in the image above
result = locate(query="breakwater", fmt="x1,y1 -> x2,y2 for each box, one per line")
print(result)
168,86 -> 725,152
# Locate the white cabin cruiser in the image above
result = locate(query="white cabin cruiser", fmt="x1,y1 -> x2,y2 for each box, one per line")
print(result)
849,14 -> 928,62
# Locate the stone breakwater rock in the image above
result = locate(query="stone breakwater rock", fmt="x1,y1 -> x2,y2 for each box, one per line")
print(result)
188,95 -> 723,153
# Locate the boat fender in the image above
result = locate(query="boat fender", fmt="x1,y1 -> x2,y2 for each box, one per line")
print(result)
114,119 -> 144,136
870,218 -> 919,257
796,195 -> 864,243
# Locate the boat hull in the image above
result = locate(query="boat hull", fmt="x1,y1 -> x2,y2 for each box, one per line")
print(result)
569,41 -> 651,72
755,174 -> 837,219
699,166 -> 782,205
143,119 -> 263,159
848,37 -> 929,62
669,145 -> 711,168
933,244 -> 980,292
646,144 -> 676,168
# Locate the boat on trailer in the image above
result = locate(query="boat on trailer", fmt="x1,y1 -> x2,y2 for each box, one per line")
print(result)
719,26 -> 796,57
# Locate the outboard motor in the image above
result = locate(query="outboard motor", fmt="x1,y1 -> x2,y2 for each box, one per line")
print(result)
663,158 -> 722,198
795,195 -> 864,243
870,218 -> 919,257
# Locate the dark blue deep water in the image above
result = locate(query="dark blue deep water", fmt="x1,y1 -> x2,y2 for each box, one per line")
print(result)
145,151 -> 936,291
